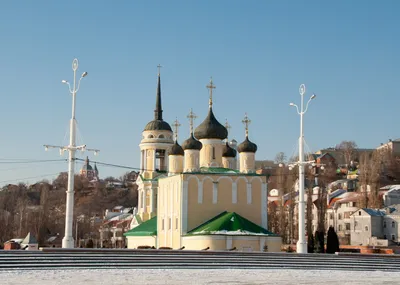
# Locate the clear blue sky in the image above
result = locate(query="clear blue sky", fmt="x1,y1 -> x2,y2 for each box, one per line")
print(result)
0,0 -> 399,186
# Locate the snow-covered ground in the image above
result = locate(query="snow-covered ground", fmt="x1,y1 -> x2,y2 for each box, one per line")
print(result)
1,269 -> 399,285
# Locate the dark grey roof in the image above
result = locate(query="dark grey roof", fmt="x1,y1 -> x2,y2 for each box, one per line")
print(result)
237,137 -> 257,153
194,107 -> 227,140
222,142 -> 237,157
169,141 -> 184,156
182,134 -> 202,150
144,120 -> 172,131
362,208 -> 386,216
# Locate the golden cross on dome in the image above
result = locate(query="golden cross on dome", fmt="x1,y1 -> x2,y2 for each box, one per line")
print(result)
172,118 -> 181,141
206,77 -> 216,108
187,108 -> 197,135
225,119 -> 231,141
157,64 -> 162,75
242,113 -> 251,138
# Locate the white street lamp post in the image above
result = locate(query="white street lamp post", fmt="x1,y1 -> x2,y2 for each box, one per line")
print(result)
289,84 -> 316,254
44,58 -> 99,248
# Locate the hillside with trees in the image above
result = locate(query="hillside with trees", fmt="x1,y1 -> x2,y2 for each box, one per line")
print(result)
0,172 -> 138,245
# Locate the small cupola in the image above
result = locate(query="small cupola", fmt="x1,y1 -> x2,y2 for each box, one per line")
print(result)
183,109 -> 202,172
168,118 -> 184,175
223,142 -> 237,157
237,137 -> 258,153
169,141 -> 184,156
182,133 -> 202,151
238,113 -> 257,173
237,113 -> 257,153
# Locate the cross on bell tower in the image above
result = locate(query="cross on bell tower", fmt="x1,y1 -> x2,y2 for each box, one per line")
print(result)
172,118 -> 181,142
206,77 -> 216,108
225,119 -> 231,141
187,108 -> 197,135
242,113 -> 251,138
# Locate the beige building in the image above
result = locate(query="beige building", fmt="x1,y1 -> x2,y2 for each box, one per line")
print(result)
125,74 -> 281,252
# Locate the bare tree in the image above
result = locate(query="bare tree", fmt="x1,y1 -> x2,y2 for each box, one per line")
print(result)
274,152 -> 287,164
337,140 -> 358,166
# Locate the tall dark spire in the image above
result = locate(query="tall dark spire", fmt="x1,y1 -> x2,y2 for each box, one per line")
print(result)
154,64 -> 163,120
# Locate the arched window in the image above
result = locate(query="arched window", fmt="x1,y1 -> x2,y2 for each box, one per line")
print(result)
392,221 -> 396,228
158,134 -> 165,138
148,134 -> 154,139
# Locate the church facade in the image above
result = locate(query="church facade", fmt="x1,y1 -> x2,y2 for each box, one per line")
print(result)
125,70 -> 281,252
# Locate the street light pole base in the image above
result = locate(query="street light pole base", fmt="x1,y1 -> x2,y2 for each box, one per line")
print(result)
296,240 -> 307,254
62,236 -> 75,249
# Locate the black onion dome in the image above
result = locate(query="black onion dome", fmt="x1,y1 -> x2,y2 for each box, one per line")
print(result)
169,141 -> 184,156
144,120 -> 172,131
237,137 -> 258,153
194,108 -> 228,140
182,133 -> 202,150
222,142 -> 237,157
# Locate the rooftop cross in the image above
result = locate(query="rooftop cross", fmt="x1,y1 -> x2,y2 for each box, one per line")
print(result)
187,108 -> 197,135
225,119 -> 231,141
206,77 -> 216,108
172,118 -> 181,141
242,113 -> 251,138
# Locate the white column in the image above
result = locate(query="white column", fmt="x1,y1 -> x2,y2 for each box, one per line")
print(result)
261,183 -> 268,229
150,188 -> 154,213
143,150 -> 147,172
246,182 -> 252,204
170,183 -> 173,248
140,150 -> 143,172
182,181 -> 188,234
198,181 -> 203,204
232,182 -> 237,204
213,182 -> 218,204
142,190 -> 146,211
165,149 -> 169,172
152,149 -> 156,171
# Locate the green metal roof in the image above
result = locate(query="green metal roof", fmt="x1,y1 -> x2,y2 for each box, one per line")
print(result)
124,216 -> 157,236
199,167 -> 239,174
186,167 -> 265,177
186,211 -> 278,236
139,172 -> 167,182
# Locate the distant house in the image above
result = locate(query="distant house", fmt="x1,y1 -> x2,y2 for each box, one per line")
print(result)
350,208 -> 392,246
99,206 -> 137,248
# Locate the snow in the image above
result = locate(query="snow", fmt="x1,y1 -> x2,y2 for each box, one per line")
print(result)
193,230 -> 268,235
1,269 -> 399,285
